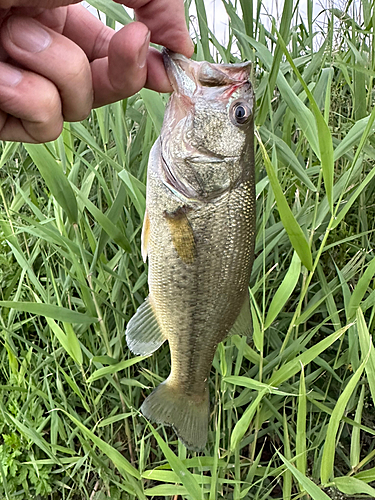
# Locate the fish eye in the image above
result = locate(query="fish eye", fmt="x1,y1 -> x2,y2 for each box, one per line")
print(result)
235,106 -> 246,120
230,101 -> 252,126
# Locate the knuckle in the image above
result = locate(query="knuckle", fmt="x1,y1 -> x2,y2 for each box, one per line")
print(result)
64,102 -> 91,123
32,91 -> 61,124
91,26 -> 112,60
63,51 -> 89,82
121,0 -> 149,8
27,119 -> 63,143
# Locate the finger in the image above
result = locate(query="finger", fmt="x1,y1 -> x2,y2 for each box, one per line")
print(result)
0,61 -> 63,142
145,47 -> 172,93
45,5 -> 174,97
62,4 -> 114,60
0,0 -> 79,9
1,15 -> 93,121
91,21 -> 152,108
121,0 -> 194,57
10,5 -> 110,56
33,5 -> 67,33
63,3 -> 193,61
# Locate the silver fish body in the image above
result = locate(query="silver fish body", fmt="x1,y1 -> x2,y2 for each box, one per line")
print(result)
126,50 -> 255,451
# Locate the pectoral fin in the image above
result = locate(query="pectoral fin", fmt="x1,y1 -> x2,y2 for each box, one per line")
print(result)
126,297 -> 167,355
228,292 -> 252,338
141,209 -> 150,263
164,207 -> 196,264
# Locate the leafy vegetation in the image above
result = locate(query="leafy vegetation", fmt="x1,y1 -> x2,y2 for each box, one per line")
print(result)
1,0 -> 375,498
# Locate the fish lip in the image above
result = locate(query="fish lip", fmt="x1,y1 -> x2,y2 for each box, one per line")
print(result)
162,48 -> 253,98
162,48 -> 196,96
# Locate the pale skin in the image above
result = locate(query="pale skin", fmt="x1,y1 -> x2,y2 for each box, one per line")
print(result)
0,0 -> 194,142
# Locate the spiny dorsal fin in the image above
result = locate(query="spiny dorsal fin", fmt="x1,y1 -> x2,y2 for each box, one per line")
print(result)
164,206 -> 196,264
126,297 -> 166,355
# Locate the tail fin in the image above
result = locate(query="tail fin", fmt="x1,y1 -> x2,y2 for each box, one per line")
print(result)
141,380 -> 209,451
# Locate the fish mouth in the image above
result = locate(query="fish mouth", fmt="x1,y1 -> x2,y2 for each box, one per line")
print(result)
162,49 -> 197,97
162,48 -> 252,98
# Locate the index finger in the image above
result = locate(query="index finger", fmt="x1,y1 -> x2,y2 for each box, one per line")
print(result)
0,0 -> 79,8
122,0 -> 194,57
35,4 -> 113,60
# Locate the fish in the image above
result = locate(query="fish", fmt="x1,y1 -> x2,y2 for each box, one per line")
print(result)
125,49 -> 255,451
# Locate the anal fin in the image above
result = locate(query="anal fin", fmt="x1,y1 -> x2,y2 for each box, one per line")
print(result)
126,297 -> 166,355
228,292 -> 252,338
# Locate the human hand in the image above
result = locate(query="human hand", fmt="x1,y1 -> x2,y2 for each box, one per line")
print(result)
0,0 -> 193,142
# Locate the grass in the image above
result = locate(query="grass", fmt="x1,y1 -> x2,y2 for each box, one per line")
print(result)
1,0 -> 375,498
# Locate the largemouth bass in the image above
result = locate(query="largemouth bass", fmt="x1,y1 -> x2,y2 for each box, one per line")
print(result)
126,50 -> 255,451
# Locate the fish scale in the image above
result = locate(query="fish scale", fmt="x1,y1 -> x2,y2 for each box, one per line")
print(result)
126,50 -> 255,451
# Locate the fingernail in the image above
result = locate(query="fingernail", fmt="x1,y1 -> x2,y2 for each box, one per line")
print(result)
7,17 -> 52,53
0,63 -> 22,86
138,30 -> 150,69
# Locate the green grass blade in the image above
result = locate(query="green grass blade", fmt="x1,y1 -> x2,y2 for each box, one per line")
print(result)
46,317 -> 83,365
147,424 -> 205,500
277,451 -> 331,499
25,143 -> 78,224
230,388 -> 268,450
0,301 -> 97,324
320,352 -> 369,485
224,376 -> 291,396
269,325 -> 349,387
256,132 -> 312,270
347,256 -> 375,319
257,1 -> 293,125
350,385 -> 365,468
245,36 -> 320,155
88,0 -> 132,24
118,169 -> 146,218
259,127 -> 316,191
140,89 -> 166,134
333,476 -> 375,496
275,29 -> 334,212
356,308 -> 375,405
144,485 -> 188,496
193,0 -> 211,61
296,365 -> 307,476
61,410 -> 142,481
0,141 -> 18,168
239,0 -> 253,37
72,185 -> 131,252
264,252 -> 301,328
333,114 -> 375,161
3,411 -> 59,463
283,410 -> 292,500
87,356 -> 147,382
332,104 -> 375,229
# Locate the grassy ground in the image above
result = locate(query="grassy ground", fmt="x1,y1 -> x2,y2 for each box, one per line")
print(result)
1,0 -> 375,498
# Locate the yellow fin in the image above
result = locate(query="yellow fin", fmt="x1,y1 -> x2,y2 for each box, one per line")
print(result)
164,207 -> 196,264
141,209 -> 150,263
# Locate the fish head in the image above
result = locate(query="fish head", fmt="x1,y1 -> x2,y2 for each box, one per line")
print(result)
160,50 -> 254,201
